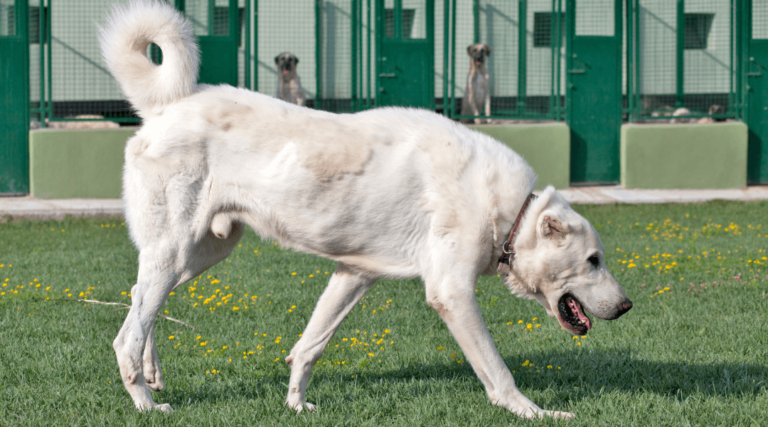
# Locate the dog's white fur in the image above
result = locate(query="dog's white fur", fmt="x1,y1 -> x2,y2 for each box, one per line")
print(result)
100,2 -> 631,420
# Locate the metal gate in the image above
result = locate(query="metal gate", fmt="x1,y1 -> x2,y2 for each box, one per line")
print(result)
375,0 -> 435,109
185,0 -> 240,86
566,0 -> 623,184
745,0 -> 768,184
0,0 -> 29,194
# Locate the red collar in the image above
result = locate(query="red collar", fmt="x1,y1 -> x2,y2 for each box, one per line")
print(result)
498,193 -> 536,267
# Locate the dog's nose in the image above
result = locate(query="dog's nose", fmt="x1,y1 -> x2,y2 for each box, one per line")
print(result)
615,299 -> 633,317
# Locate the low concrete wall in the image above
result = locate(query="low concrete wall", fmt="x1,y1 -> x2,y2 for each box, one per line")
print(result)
469,123 -> 570,190
620,123 -> 748,189
30,128 -> 134,199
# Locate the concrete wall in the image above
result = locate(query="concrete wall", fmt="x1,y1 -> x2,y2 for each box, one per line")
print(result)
620,122 -> 747,189
469,123 -> 570,190
30,128 -> 132,199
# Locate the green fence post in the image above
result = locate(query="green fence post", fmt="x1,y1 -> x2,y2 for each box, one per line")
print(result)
450,0 -> 457,117
675,0 -> 684,108
315,0 -> 323,110
556,0 -> 562,121
37,0 -> 46,127
549,0 -> 555,120
472,0 -> 479,44
443,0 -> 449,114
517,0 -> 527,116
367,0 -> 371,108
626,0 -> 634,122
46,0 -> 52,122
375,0 -> 381,107
244,0 -> 250,89
351,0 -> 358,112
254,0 -> 258,92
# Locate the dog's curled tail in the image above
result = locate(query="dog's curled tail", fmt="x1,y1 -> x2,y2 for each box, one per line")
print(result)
99,1 -> 198,117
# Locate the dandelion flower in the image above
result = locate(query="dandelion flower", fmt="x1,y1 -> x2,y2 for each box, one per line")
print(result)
437,346 -> 444,351
168,335 -> 175,340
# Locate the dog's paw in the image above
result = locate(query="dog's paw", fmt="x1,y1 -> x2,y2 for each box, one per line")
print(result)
521,409 -> 574,421
136,402 -> 174,413
156,403 -> 174,413
286,395 -> 317,414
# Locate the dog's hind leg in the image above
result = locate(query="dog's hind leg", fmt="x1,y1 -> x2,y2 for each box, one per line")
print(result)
285,264 -> 377,413
115,223 -> 244,411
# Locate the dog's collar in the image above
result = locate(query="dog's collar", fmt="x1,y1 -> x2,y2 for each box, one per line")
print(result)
499,193 -> 536,267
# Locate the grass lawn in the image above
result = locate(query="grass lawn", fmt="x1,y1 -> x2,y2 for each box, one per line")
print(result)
1,200 -> 766,426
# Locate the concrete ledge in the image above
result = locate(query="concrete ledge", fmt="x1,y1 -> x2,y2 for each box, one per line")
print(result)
469,123 -> 570,190
30,128 -> 134,199
621,123 -> 748,189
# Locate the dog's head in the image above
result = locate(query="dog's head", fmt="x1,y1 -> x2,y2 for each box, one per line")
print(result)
275,52 -> 299,80
500,186 -> 632,336
467,43 -> 492,67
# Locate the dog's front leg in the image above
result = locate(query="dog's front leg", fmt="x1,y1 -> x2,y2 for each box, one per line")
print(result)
425,273 -> 573,420
285,264 -> 377,413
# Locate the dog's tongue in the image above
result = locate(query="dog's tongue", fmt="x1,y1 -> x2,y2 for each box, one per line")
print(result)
283,70 -> 290,75
568,298 -> 592,331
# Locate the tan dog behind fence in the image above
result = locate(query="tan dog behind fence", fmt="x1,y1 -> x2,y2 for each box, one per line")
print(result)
275,52 -> 306,107
461,43 -> 492,124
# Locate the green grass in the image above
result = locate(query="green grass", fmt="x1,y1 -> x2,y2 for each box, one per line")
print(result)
1,200 -> 767,426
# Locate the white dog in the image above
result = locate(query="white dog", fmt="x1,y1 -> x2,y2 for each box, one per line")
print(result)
100,2 -> 632,420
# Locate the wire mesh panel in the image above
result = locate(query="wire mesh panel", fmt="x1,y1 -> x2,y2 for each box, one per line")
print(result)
256,0 -> 316,101
28,0 -> 47,123
683,0 -> 731,117
636,0 -> 734,120
461,0 -> 562,121
0,0 -> 13,36
317,0 -> 353,111
48,0 -> 134,122
525,0 -> 563,119
754,0 -> 768,39
477,1 -> 518,116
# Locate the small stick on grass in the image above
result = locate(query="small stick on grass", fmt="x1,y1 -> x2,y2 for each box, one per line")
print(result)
54,298 -> 196,330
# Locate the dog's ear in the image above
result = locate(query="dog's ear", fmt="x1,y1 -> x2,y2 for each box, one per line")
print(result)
274,55 -> 280,65
467,45 -> 473,56
485,45 -> 492,56
294,57 -> 299,65
540,214 -> 568,240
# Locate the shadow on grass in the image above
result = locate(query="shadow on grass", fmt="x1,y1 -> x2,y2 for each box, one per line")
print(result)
160,348 -> 768,408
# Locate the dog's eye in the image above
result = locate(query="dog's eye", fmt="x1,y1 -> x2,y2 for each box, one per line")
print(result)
588,255 -> 600,268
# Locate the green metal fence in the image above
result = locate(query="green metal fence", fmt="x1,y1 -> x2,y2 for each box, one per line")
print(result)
15,0 -> 749,125
628,0 -> 738,122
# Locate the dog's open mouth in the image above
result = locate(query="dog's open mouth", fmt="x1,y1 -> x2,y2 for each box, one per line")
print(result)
557,293 -> 592,335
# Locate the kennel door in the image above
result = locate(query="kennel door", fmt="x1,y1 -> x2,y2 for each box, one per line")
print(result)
566,0 -> 622,184
375,0 -> 434,109
185,0 -> 239,86
0,0 -> 30,194
747,0 -> 768,184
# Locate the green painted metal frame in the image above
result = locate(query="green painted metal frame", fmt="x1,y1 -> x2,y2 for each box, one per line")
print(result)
1,0 -> 31,193
315,0 -> 323,110
675,0 -> 684,108
517,0 -> 527,116
374,0 -> 435,110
